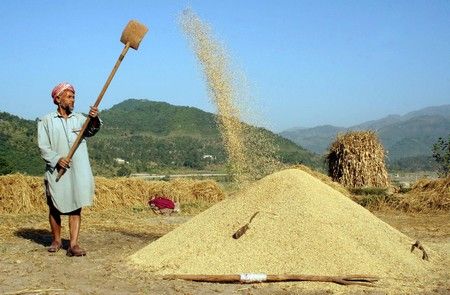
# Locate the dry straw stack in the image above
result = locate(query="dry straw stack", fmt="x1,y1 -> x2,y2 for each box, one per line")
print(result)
129,169 -> 434,280
327,131 -> 389,188
0,174 -> 225,213
0,173 -> 46,213
397,176 -> 450,212
92,177 -> 224,211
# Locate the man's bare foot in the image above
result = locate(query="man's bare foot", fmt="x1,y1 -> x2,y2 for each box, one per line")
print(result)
48,241 -> 62,253
66,245 -> 86,257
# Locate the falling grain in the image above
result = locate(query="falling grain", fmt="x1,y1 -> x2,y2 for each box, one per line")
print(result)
180,9 -> 281,185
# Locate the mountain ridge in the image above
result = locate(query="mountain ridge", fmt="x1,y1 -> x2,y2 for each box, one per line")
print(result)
280,104 -> 450,170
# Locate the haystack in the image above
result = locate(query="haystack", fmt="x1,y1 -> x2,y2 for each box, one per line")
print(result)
0,174 -> 225,213
129,169 -> 433,279
0,173 -> 45,214
327,131 -> 389,188
397,176 -> 450,212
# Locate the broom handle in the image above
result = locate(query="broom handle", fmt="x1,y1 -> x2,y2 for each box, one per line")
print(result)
56,42 -> 131,182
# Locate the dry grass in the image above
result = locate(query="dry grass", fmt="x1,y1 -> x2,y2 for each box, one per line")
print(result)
352,192 -> 399,212
327,131 -> 389,188
1,171 -> 447,216
396,176 -> 450,212
349,177 -> 450,213
0,173 -> 46,214
0,174 -> 225,214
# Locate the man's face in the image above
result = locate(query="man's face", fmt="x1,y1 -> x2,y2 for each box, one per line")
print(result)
57,90 -> 75,113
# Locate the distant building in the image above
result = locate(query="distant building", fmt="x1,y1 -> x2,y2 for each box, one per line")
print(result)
114,158 -> 129,165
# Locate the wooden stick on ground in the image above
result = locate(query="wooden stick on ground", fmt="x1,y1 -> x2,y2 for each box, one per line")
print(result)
4,288 -> 65,295
163,274 -> 379,287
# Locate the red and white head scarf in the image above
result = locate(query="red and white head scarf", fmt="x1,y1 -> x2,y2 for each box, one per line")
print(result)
51,82 -> 75,104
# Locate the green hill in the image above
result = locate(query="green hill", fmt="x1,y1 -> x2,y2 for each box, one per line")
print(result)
89,99 -> 322,175
99,99 -> 218,137
280,125 -> 346,155
0,99 -> 322,176
0,112 -> 42,175
379,115 -> 450,159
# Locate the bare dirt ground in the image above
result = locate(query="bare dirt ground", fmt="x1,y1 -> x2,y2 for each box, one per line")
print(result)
0,209 -> 449,295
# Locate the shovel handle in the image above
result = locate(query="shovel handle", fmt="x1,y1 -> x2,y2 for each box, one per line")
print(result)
56,43 -> 131,182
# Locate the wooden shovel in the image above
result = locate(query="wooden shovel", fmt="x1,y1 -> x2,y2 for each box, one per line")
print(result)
232,211 -> 259,239
56,20 -> 148,182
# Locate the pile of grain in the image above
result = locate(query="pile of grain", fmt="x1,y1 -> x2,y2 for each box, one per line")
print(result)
291,164 -> 351,198
327,131 -> 389,188
0,174 -> 224,213
397,176 -> 450,212
129,169 -> 433,278
180,9 -> 281,184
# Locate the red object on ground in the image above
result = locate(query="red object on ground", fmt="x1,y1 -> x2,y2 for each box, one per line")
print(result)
149,197 -> 175,209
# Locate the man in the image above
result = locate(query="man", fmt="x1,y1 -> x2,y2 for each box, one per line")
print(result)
37,82 -> 101,257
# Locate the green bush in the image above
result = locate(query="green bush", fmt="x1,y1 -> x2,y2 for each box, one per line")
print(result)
349,187 -> 388,196
432,134 -> 450,177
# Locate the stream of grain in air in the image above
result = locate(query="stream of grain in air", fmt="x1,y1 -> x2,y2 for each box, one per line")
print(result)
180,9 -> 281,185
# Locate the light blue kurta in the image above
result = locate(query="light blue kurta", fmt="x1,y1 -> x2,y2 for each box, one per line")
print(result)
37,111 -> 101,213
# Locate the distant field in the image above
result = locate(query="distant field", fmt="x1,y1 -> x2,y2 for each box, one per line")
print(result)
390,171 -> 439,185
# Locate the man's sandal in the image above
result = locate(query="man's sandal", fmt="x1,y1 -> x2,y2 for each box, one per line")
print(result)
66,245 -> 86,257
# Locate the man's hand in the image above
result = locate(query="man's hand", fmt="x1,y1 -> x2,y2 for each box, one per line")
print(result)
88,105 -> 101,128
57,157 -> 71,169
88,106 -> 98,118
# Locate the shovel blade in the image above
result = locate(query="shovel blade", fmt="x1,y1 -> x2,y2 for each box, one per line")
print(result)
121,20 -> 148,50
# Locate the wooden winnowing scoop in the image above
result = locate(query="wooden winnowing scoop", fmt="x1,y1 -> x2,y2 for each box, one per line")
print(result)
232,211 -> 260,239
56,20 -> 148,182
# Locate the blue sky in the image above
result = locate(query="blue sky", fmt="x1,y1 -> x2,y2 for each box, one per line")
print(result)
0,0 -> 449,132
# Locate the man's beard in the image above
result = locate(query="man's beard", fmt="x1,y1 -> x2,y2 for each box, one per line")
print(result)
62,104 -> 74,114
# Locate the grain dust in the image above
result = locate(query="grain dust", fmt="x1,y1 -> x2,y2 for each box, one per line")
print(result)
180,9 -> 281,184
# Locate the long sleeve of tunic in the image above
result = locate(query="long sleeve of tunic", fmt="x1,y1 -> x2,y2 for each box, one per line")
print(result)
37,111 -> 101,213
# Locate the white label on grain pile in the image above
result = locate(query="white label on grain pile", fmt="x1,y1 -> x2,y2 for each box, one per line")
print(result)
240,273 -> 267,283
